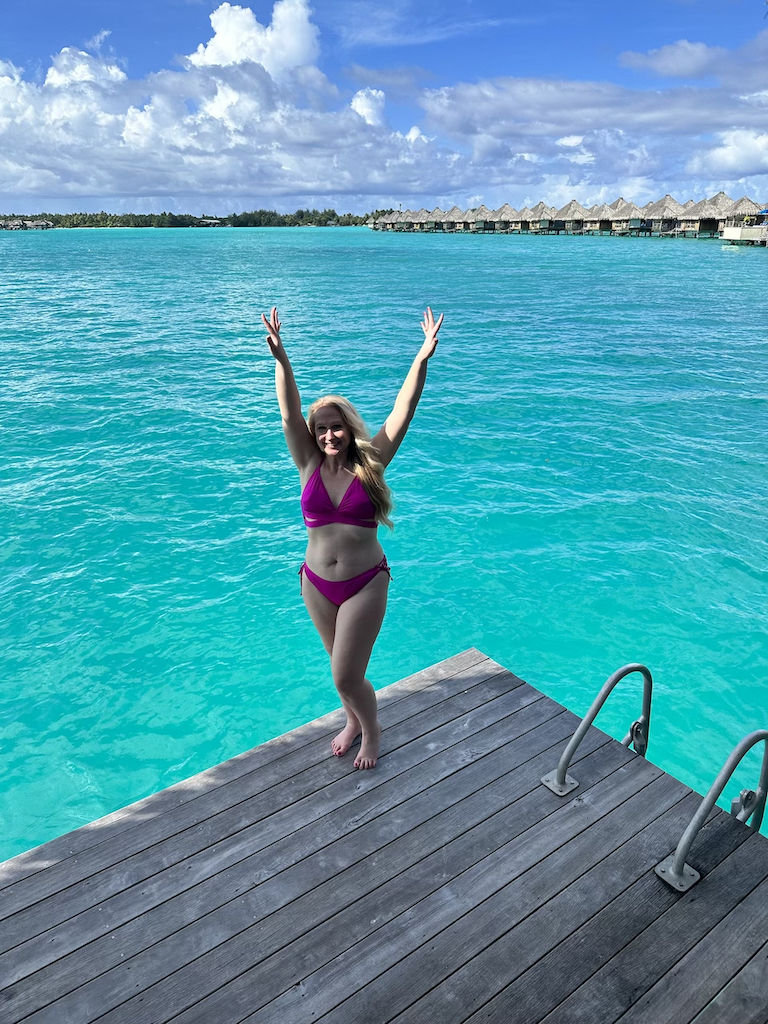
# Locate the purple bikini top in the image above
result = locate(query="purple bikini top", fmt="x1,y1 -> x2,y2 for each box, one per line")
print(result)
301,460 -> 377,529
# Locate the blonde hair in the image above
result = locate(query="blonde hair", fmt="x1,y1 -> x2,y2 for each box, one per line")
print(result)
307,395 -> 394,529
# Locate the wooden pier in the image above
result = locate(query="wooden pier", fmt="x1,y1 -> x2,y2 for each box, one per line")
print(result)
1,649 -> 766,1023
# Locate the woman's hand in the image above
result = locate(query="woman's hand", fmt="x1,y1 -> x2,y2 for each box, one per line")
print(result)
261,307 -> 285,360
419,307 -> 444,360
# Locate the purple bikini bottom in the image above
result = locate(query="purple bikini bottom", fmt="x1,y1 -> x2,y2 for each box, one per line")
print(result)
299,557 -> 391,607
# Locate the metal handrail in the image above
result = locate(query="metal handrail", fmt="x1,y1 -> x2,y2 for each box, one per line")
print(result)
655,729 -> 768,891
541,663 -> 653,796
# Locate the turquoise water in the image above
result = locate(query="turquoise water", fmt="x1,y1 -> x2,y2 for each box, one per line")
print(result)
1,226 -> 767,860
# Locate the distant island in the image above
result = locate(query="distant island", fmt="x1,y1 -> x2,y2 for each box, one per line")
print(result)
0,207 -> 393,230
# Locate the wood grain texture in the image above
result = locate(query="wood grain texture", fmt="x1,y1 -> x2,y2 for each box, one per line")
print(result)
538,827 -> 768,1024
617,877 -> 768,1024
461,807 -> 752,1024
690,938 -> 768,1024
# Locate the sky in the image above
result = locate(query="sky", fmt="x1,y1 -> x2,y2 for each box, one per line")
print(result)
1,0 -> 767,213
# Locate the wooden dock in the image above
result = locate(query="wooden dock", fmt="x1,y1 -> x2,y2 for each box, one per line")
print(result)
1,649 -> 766,1023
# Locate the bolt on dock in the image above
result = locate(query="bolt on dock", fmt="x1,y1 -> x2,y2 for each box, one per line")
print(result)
1,649 -> 766,1023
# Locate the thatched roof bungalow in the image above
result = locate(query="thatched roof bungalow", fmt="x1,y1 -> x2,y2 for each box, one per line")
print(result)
472,205 -> 495,231
529,201 -> 556,232
647,200 -> 683,235
554,199 -> 589,232
426,207 -> 444,231
490,204 -> 518,232
513,206 -> 535,231
457,209 -> 476,232
611,202 -> 645,234
410,209 -> 431,232
724,196 -> 763,229
441,206 -> 464,231
584,203 -> 615,234
678,200 -> 722,237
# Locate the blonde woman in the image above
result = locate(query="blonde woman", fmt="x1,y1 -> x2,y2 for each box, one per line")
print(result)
262,306 -> 443,768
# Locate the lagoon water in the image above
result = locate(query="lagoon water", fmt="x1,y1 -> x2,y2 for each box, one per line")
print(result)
1,226 -> 767,860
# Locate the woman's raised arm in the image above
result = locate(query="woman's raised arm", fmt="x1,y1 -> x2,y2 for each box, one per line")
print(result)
261,307 -> 317,471
372,307 -> 443,467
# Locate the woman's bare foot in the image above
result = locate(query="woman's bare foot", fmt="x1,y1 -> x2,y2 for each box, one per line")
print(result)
354,721 -> 381,770
331,720 -> 360,757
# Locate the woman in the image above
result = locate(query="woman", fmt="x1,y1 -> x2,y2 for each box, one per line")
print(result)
262,305 -> 443,769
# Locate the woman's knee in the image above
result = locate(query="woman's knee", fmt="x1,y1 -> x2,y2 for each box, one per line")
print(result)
332,668 -> 366,700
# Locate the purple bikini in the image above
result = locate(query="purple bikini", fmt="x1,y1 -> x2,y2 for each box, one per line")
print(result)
299,460 -> 390,606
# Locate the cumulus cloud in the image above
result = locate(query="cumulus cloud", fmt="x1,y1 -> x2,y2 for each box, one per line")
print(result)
0,5 -> 767,212
350,87 -> 385,125
688,130 -> 768,177
187,0 -> 319,79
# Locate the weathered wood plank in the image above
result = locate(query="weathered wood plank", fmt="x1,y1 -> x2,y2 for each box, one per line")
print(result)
0,648 -> 489,894
0,661 -> 520,957
460,808 -> 751,1024
537,828 -> 768,1024
312,770 -> 687,1024
390,790 -> 706,1024
2,684 -> 554,1021
101,721 -> 614,1024
690,938 -> 768,1024
242,755 -> 663,1024
617,876 -> 768,1024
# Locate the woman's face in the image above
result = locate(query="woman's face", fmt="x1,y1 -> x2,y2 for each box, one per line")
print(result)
313,405 -> 351,458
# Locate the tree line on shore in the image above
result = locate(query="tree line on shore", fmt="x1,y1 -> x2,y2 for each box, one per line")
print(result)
0,208 -> 394,228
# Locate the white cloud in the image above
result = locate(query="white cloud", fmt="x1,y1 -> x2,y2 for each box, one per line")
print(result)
621,31 -> 768,91
44,48 -> 126,87
688,130 -> 768,177
620,39 -> 725,79
350,87 -> 385,125
0,8 -> 767,212
187,0 -> 320,80
84,29 -> 112,55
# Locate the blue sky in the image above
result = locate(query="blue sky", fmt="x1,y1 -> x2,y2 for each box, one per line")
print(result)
1,0 -> 767,212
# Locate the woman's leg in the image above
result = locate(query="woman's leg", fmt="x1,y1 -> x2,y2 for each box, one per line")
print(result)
301,573 -> 366,757
331,572 -> 389,768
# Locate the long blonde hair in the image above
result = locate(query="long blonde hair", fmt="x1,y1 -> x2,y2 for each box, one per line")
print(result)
307,395 -> 394,529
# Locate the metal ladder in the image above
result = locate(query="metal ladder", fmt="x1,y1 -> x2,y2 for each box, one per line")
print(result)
540,662 -> 767,891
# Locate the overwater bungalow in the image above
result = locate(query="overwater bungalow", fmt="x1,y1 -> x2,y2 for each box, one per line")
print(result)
367,192 -> 766,245
410,209 -> 431,232
456,209 -> 476,232
471,205 -> 495,232
529,202 -> 556,233
646,202 -> 681,236
441,206 -> 464,232
584,203 -> 615,234
490,203 -> 518,232
426,207 -> 444,231
376,211 -> 396,231
611,202 -> 646,235
554,199 -> 589,233
513,206 -> 535,232
677,199 -> 721,238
